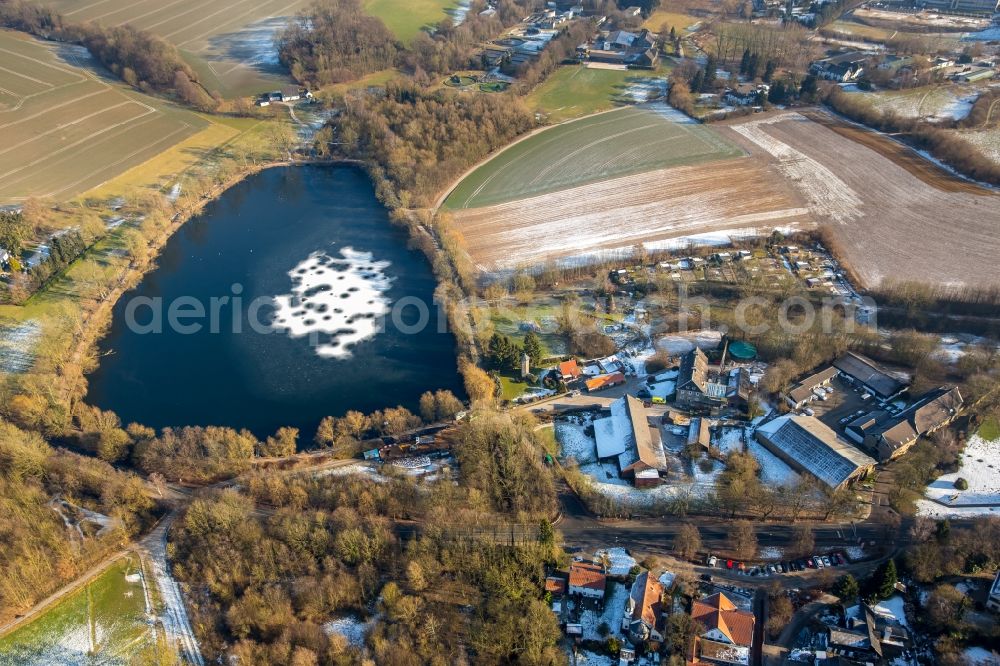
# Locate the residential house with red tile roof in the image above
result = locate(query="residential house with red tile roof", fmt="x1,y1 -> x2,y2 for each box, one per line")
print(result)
626,571 -> 665,646
568,561 -> 606,599
689,593 -> 755,665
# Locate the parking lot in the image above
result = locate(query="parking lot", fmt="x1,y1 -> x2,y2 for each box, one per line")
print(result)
704,550 -> 854,580
803,376 -> 877,431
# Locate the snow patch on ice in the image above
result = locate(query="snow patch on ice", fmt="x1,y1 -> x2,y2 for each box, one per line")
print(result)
272,248 -> 393,359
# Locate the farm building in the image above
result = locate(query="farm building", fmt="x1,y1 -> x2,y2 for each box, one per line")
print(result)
834,352 -> 907,401
579,28 -> 660,68
594,396 -> 668,486
955,67 -> 996,83
810,52 -> 871,82
585,371 -> 625,392
785,366 -> 841,410
675,348 -> 752,414
845,387 -> 963,461
626,571 -> 665,646
755,415 -> 876,490
568,561 -> 606,599
687,417 -> 711,450
690,593 -> 755,666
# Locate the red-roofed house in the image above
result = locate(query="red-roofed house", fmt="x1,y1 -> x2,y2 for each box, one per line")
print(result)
545,575 -> 567,597
568,561 -> 606,599
626,571 -> 665,645
690,593 -> 755,665
559,359 -> 582,380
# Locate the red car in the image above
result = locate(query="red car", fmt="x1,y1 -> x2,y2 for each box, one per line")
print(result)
726,559 -> 734,569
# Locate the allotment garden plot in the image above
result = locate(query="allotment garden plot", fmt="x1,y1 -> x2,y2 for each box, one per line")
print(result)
444,104 -> 744,210
36,0 -> 312,95
0,29 -> 208,201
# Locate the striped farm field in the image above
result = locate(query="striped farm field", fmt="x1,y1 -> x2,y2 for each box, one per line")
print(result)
34,0 -> 311,95
444,104 -> 744,210
0,29 -> 210,201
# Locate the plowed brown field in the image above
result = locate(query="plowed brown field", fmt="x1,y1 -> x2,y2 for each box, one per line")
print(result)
718,112 -> 998,289
452,159 -> 810,272
452,109 -> 1000,289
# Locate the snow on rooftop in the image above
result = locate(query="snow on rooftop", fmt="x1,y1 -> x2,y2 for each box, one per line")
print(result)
870,595 -> 908,628
748,439 -> 801,487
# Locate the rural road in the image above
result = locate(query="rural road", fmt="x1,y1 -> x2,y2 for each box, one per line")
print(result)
139,514 -> 204,666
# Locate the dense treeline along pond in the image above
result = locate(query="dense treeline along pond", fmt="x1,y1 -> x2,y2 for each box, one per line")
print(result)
87,166 -> 463,437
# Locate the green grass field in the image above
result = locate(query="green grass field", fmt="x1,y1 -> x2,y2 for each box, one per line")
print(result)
643,10 -> 703,32
0,555 -> 153,664
444,105 -> 742,209
980,417 -> 1000,442
525,65 -> 669,123
0,29 -> 212,201
363,0 -> 459,44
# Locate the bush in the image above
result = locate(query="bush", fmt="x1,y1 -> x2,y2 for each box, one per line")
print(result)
955,477 -> 969,490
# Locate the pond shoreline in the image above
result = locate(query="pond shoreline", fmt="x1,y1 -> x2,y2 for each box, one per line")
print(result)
63,158 -> 363,410
82,164 -> 464,436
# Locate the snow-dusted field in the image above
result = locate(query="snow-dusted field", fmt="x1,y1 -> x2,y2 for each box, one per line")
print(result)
918,435 -> 1000,517
856,87 -> 979,122
0,320 -> 40,374
730,113 -> 864,224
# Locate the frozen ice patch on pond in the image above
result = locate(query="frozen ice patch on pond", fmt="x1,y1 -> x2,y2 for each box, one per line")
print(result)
272,248 -> 393,359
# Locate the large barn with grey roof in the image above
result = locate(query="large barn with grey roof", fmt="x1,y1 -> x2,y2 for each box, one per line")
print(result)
755,415 -> 876,490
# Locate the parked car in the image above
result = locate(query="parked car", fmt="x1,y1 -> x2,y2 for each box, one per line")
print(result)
822,556 -> 832,567
803,408 -> 815,416
806,558 -> 815,568
726,559 -> 734,569
700,573 -> 713,582
707,555 -> 718,567
815,556 -> 825,569
834,553 -> 846,566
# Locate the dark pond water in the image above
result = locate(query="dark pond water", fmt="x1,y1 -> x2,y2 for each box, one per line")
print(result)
87,166 -> 463,438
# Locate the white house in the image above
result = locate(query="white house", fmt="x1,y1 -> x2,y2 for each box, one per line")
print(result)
568,561 -> 606,599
